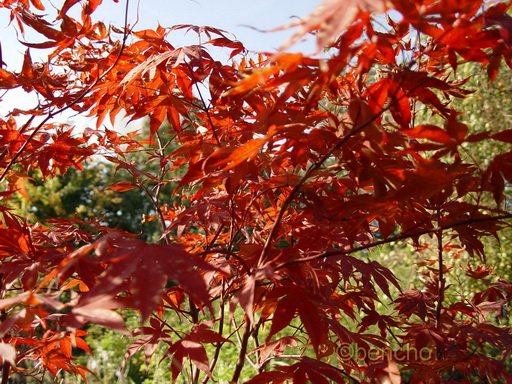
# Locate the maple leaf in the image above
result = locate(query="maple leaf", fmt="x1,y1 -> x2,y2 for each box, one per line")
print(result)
84,235 -> 213,320
69,294 -> 125,331
221,138 -> 266,171
106,181 -> 138,192
252,336 -> 299,365
167,324 -> 228,381
278,0 -> 386,51
58,0 -> 81,18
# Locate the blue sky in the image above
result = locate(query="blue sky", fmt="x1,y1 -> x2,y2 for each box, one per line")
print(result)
1,0 -> 319,63
0,0 -> 319,118
101,0 -> 318,52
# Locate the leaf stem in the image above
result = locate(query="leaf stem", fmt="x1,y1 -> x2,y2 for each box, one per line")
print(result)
0,274 -> 9,384
202,295 -> 226,384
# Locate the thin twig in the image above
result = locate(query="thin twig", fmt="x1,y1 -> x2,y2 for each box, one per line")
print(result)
435,210 -> 445,359
186,62 -> 221,146
0,274 -> 9,384
201,285 -> 226,384
257,88 -> 398,267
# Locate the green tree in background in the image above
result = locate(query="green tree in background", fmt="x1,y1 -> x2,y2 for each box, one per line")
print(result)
449,62 -> 512,284
10,125 -> 181,241
13,165 -> 152,235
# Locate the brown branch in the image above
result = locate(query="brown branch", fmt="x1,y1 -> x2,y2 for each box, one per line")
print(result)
202,287 -> 226,384
141,131 -> 179,244
186,62 -> 221,146
257,103 -> 386,267
435,221 -> 445,359
230,320 -> 252,384
138,181 -> 170,243
0,274 -> 8,384
276,213 -> 512,270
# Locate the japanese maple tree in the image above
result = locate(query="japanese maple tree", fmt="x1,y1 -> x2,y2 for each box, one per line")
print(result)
0,0 -> 512,382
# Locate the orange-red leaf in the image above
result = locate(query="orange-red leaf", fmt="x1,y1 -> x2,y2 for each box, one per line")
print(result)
279,0 -> 385,51
222,138 -> 265,171
107,182 -> 138,192
402,125 -> 452,144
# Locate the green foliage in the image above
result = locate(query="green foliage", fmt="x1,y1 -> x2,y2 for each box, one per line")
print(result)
12,165 -> 155,235
455,63 -> 512,279
9,125 -> 182,241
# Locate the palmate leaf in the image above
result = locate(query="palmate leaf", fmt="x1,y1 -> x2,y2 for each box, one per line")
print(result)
167,324 -> 229,381
246,357 -> 347,384
277,0 -> 386,51
69,234 -> 214,322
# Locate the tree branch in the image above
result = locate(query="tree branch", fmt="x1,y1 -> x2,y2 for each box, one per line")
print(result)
435,220 -> 445,359
230,320 -> 252,383
276,213 -> 512,270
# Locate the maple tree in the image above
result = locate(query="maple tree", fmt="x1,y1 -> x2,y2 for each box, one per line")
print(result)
1,0 -> 512,382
